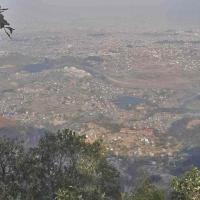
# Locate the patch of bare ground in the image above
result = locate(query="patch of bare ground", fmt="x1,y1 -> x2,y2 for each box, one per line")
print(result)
186,119 -> 200,130
81,123 -> 181,157
0,116 -> 16,128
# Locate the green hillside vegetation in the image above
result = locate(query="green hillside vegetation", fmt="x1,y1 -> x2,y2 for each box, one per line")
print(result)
0,129 -> 199,199
123,177 -> 164,200
171,167 -> 200,200
0,129 -> 120,200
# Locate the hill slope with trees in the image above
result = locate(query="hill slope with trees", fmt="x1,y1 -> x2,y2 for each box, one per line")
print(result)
0,129 -> 200,200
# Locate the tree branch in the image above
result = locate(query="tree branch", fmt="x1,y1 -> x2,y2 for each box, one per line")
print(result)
0,6 -> 14,38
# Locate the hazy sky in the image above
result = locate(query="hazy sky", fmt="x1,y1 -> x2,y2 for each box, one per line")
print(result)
0,0 -> 199,32
40,0 -> 165,6
1,0 -> 165,6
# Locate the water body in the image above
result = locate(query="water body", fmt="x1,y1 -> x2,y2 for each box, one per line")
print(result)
114,96 -> 145,109
22,60 -> 53,73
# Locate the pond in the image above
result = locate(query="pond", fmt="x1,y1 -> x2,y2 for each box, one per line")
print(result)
22,59 -> 54,73
114,96 -> 145,109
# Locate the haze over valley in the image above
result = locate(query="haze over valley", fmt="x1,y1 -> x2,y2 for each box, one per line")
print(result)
0,0 -> 200,190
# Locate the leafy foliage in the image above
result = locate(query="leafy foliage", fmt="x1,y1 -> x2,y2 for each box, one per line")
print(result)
1,128 -> 200,200
55,187 -> 107,200
0,6 -> 14,37
0,138 -> 24,200
123,177 -> 164,200
171,167 -> 200,200
0,129 -> 120,200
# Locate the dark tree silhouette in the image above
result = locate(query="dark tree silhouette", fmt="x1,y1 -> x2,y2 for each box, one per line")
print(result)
0,129 -> 121,200
0,6 -> 14,37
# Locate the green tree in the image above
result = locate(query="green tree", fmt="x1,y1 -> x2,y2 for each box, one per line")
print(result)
55,187 -> 107,200
0,138 -> 25,200
0,129 -> 121,200
171,167 -> 200,200
123,177 -> 164,200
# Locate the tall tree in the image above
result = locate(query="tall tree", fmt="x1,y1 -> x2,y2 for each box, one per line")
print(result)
0,138 -> 25,199
0,129 -> 121,200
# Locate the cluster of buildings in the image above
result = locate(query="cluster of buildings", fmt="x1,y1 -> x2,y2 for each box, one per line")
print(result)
0,29 -> 200,159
